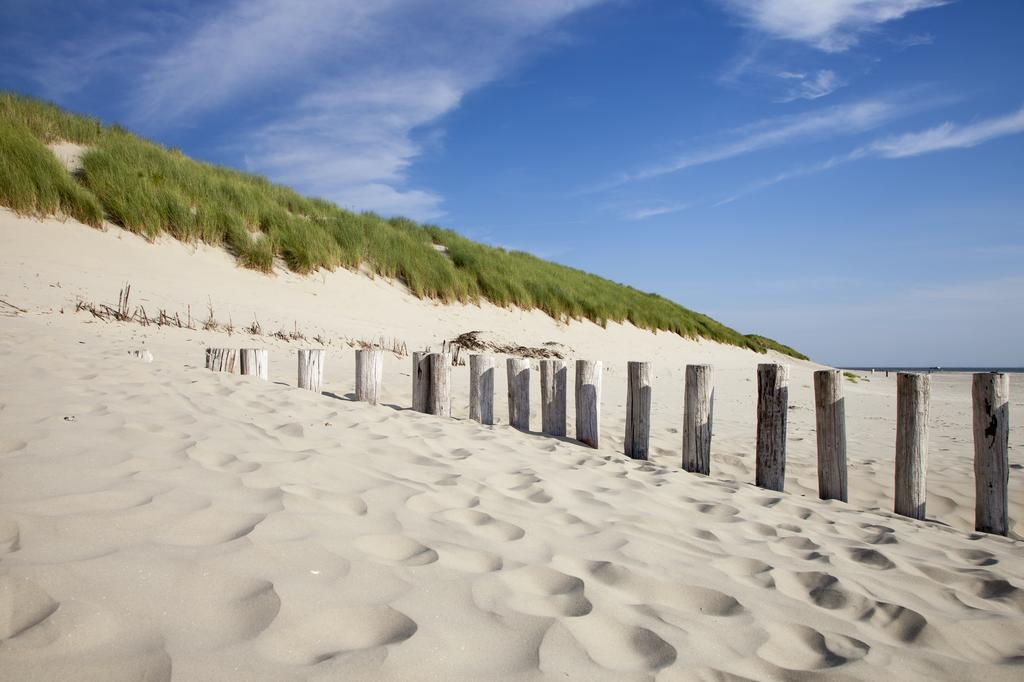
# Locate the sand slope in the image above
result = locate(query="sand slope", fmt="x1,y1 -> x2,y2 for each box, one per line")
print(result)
1,211 -> 1023,679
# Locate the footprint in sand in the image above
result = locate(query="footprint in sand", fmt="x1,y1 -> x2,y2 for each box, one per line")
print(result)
0,515 -> 21,553
492,565 -> 593,617
433,508 -> 525,542
0,575 -> 60,639
756,623 -> 869,670
258,606 -> 417,665
153,508 -> 264,546
281,484 -> 368,516
561,610 -> 676,672
353,534 -> 438,566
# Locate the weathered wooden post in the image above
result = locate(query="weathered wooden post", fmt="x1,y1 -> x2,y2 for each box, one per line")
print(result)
412,351 -> 431,413
575,360 -> 601,448
973,372 -> 1009,535
239,349 -> 268,380
355,349 -> 383,404
756,363 -> 788,491
682,364 -> 713,475
205,348 -> 236,372
540,359 -> 567,436
625,361 -> 652,460
428,352 -> 452,417
895,373 -> 930,520
469,354 -> 495,425
128,349 -> 153,363
814,369 -> 848,502
507,358 -> 531,430
297,349 -> 325,393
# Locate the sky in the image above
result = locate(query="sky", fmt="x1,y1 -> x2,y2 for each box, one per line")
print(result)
2,0 -> 1022,366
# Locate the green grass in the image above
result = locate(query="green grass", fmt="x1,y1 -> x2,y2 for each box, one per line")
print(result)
843,371 -> 859,383
0,91 -> 808,359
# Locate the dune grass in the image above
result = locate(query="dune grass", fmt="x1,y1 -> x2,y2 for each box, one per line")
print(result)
0,92 -> 807,359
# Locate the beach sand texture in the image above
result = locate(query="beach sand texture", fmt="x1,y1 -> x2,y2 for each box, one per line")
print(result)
1,210 -> 1022,680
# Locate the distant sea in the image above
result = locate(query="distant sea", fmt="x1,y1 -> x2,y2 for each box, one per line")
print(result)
842,367 -> 1024,374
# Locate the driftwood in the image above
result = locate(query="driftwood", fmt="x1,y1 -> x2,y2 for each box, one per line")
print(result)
239,349 -> 269,381
540,359 -> 567,437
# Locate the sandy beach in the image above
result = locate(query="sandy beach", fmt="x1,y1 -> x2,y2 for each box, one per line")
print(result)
1,211 -> 1022,680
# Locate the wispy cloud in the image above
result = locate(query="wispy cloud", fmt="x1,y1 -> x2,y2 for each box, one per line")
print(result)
716,104 -> 1024,204
588,95 -> 916,192
624,203 -> 689,220
96,0 -> 605,219
777,69 -> 845,102
865,105 -> 1024,157
715,0 -> 951,52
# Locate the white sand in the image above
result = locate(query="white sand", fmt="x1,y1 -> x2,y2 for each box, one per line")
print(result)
1,210 -> 1022,680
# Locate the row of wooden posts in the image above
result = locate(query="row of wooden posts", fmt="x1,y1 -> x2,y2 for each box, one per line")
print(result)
205,347 -> 1012,537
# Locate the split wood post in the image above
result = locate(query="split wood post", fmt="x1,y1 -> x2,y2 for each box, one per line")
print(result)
814,369 -> 848,502
205,348 -> 236,372
128,349 -> 153,363
973,372 -> 1009,535
507,358 -> 531,430
625,361 -> 652,460
469,354 -> 495,425
239,349 -> 268,380
682,364 -> 714,475
756,363 -> 789,491
575,360 -> 602,448
297,349 -> 325,393
355,349 -> 383,404
895,373 -> 930,520
428,352 -> 452,417
412,351 -> 431,413
540,359 -> 567,436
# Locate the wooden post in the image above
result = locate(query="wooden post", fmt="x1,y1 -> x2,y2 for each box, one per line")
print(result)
507,358 -> 531,430
540,359 -> 567,436
428,352 -> 452,416
128,349 -> 153,363
355,349 -> 383,404
205,348 -> 236,372
469,354 -> 495,425
682,364 -> 713,475
297,349 -> 325,393
239,349 -> 268,380
756,363 -> 788,491
575,360 -> 601,448
814,369 -> 848,502
973,372 -> 1009,535
625,361 -> 652,460
895,373 -> 930,520
412,351 -> 431,413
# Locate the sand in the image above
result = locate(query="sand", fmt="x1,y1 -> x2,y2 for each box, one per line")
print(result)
1,209 -> 1022,680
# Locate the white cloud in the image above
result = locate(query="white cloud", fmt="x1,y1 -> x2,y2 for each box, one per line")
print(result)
778,69 -> 844,102
866,105 -> 1024,157
127,0 -> 604,219
611,96 -> 909,186
715,105 -> 1024,204
716,0 -> 950,52
624,203 -> 689,220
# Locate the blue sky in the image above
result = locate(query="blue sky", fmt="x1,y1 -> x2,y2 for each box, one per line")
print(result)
2,0 -> 1022,366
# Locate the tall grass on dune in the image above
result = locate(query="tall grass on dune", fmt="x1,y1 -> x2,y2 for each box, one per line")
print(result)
0,91 -> 808,359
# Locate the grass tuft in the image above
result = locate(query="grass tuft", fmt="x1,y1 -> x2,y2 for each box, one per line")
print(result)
0,91 -> 807,359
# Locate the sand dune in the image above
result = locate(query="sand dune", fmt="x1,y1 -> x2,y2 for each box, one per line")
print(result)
1,211 -> 1022,680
